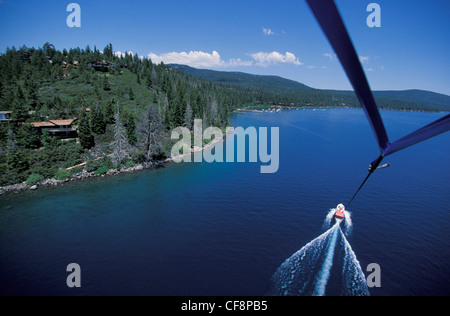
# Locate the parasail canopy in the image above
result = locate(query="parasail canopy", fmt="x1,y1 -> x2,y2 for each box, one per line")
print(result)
306,0 -> 450,160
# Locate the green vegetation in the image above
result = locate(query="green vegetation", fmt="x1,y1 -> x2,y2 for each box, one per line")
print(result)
26,174 -> 44,186
0,43 -> 257,187
54,169 -> 71,181
94,166 -> 109,175
170,64 -> 450,112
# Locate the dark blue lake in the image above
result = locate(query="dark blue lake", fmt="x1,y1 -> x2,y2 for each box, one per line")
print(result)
0,109 -> 449,296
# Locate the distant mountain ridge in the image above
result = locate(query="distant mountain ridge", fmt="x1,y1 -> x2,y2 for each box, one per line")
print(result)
169,64 -> 450,112
169,64 -> 312,91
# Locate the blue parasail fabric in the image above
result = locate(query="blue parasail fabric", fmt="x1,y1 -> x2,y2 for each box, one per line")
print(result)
306,0 -> 450,159
383,114 -> 450,157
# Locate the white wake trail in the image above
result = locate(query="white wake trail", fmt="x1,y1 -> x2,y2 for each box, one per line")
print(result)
312,221 -> 340,296
270,209 -> 369,296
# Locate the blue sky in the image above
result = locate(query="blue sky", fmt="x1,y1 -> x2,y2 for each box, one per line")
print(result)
0,0 -> 449,95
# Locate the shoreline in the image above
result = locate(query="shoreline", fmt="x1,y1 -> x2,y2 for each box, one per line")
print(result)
0,130 -> 233,197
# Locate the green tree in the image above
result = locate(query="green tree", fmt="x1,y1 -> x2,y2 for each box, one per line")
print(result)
11,85 -> 30,124
16,124 -> 41,149
91,103 -> 106,134
129,87 -> 135,100
124,111 -> 137,145
103,75 -> 111,91
103,99 -> 115,124
6,129 -> 29,183
111,102 -> 130,165
78,109 -> 95,149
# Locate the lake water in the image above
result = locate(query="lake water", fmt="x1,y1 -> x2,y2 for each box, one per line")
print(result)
0,109 -> 449,296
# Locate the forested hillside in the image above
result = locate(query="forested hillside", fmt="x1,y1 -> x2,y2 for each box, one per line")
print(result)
171,64 -> 450,112
0,43 -> 259,187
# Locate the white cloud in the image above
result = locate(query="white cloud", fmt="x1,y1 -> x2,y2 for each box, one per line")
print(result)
148,51 -> 222,67
250,51 -> 303,66
365,68 -> 375,72
146,50 -> 302,68
359,56 -> 370,64
146,51 -> 252,68
263,27 -> 275,36
323,53 -> 334,61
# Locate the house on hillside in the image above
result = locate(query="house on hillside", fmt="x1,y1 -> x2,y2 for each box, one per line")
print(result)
88,61 -> 116,72
0,111 -> 12,124
31,118 -> 78,139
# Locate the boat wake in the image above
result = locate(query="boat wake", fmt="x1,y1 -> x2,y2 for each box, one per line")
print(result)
269,209 -> 369,296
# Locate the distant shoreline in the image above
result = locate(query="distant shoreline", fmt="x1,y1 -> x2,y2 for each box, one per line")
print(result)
233,105 -> 448,114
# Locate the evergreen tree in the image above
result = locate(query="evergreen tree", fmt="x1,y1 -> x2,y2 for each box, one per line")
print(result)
16,123 -> 41,149
11,85 -> 30,124
103,99 -> 115,124
78,108 -> 95,149
146,72 -> 152,89
124,111 -> 137,145
103,75 -> 111,91
111,102 -> 130,165
103,43 -> 113,58
91,103 -> 106,134
128,87 -> 135,100
184,100 -> 193,130
6,129 -> 28,183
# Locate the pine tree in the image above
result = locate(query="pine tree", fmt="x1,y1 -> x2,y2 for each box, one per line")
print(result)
124,111 -> 137,145
146,72 -> 152,89
11,85 -> 30,124
91,103 -> 106,134
78,108 -> 95,149
103,75 -> 111,91
16,123 -> 41,149
103,99 -> 115,124
111,102 -> 130,165
6,129 -> 28,184
128,87 -> 135,100
184,100 -> 193,130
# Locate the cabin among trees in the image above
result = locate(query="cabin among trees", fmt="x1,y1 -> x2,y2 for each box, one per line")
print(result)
31,118 -> 78,139
0,111 -> 12,124
88,61 -> 116,72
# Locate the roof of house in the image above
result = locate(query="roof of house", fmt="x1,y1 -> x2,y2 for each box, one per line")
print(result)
31,118 -> 77,128
49,119 -> 76,126
0,111 -> 12,115
31,122 -> 56,128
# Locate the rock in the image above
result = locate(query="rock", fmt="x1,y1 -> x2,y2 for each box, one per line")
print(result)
30,185 -> 38,191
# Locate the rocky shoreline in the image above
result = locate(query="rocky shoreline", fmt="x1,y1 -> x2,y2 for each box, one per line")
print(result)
0,160 -> 167,196
0,131 -> 232,197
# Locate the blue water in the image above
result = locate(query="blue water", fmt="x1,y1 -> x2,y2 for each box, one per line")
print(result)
0,109 -> 449,296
